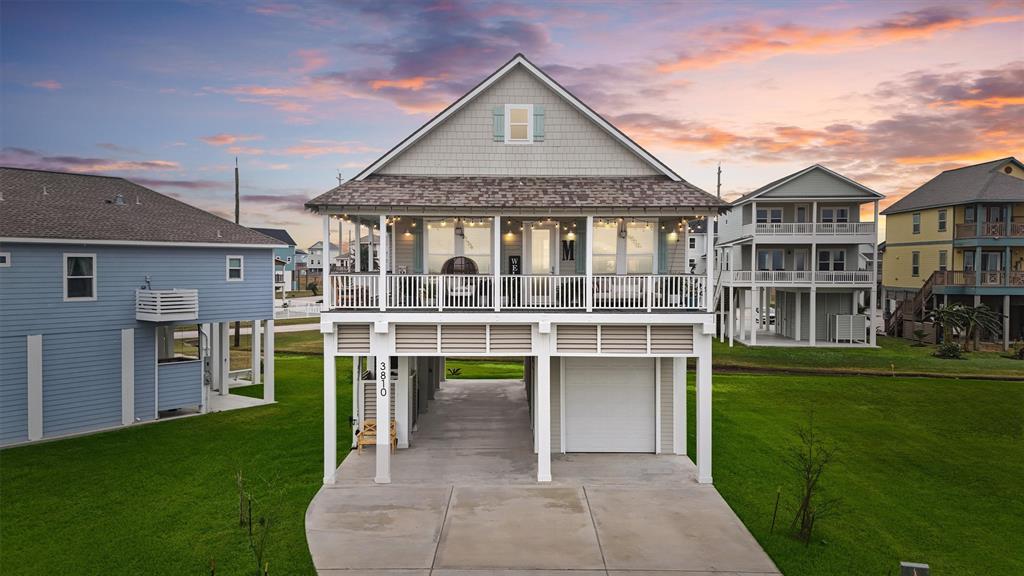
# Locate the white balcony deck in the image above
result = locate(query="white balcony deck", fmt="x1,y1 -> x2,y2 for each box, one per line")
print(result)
722,270 -> 873,286
740,222 -> 875,242
136,289 -> 199,322
328,273 -> 707,312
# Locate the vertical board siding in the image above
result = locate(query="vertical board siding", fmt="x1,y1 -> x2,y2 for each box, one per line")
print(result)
42,330 -> 121,437
133,326 -> 156,422
0,336 -> 28,444
550,356 -> 561,453
157,361 -> 202,411
0,243 -> 274,336
814,292 -> 854,341
660,357 -> 673,453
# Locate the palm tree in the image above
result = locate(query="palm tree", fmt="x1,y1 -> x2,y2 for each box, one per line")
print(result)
929,303 -> 967,345
961,304 -> 1004,351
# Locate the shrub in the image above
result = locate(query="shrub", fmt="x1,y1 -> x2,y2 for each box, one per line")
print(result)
934,342 -> 963,359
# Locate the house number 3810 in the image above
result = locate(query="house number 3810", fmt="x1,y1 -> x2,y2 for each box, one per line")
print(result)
378,361 -> 388,397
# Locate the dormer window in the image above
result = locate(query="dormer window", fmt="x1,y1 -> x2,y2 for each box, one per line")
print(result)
505,104 -> 533,143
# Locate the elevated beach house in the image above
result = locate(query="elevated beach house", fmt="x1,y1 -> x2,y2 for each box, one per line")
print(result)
306,54 -> 725,485
0,168 -> 280,446
882,157 -> 1024,348
716,165 -> 882,347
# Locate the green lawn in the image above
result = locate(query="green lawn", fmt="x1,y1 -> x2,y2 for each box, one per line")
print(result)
688,371 -> 1024,575
0,355 -> 352,576
714,335 -> 1023,379
444,357 -> 525,379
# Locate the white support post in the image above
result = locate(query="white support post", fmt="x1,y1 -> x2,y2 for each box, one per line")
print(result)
323,329 -> 337,484
373,328 -> 392,484
263,319 -> 275,402
396,356 -> 410,448
378,215 -> 388,311
121,328 -> 135,426
795,291 -> 802,342
352,356 -> 360,448
585,215 -> 594,312
536,341 -> 552,482
354,217 -> 362,273
1003,294 -> 1011,351
870,200 -> 879,346
673,357 -> 687,455
493,215 -> 501,311
706,217 -> 715,312
27,334 -> 43,441
728,285 -> 735,347
809,287 -> 817,346
695,334 -> 712,484
219,322 -> 230,395
322,215 -> 331,311
251,320 -> 261,386
738,290 -> 746,342
749,287 -> 758,345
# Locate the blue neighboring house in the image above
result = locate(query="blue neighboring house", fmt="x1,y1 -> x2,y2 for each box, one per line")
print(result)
0,168 -> 282,446
251,227 -> 297,293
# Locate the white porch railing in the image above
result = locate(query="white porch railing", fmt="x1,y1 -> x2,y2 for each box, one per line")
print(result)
136,289 -> 199,322
742,222 -> 875,237
329,273 -> 706,311
723,270 -> 872,285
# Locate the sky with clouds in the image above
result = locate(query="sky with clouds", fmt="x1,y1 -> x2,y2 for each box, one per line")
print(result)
2,0 -> 1021,248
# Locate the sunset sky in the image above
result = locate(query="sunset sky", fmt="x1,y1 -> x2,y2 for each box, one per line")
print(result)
2,0 -> 1021,248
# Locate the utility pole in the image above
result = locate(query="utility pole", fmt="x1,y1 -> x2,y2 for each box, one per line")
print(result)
716,163 -> 722,200
233,158 -> 241,347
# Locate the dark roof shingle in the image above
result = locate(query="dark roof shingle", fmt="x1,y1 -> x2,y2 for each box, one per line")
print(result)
882,157 -> 1024,215
0,168 -> 281,246
306,175 -> 725,213
251,227 -> 297,246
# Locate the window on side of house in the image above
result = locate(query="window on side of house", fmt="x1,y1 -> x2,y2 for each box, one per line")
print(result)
836,207 -> 850,223
157,325 -> 200,364
938,250 -> 948,272
755,207 -> 782,224
688,236 -> 696,249
817,249 -> 846,272
592,221 -> 619,274
937,209 -> 947,232
912,213 -> 921,234
964,250 -> 975,271
0,252 -> 9,267
226,255 -> 244,281
505,104 -> 532,143
625,220 -> 656,274
965,206 -> 976,223
912,251 -> 920,276
64,253 -> 96,301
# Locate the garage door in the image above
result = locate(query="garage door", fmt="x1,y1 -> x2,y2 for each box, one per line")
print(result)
564,357 -> 656,452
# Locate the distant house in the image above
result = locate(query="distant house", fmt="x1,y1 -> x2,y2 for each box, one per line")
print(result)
0,168 -> 282,446
252,228 -> 297,293
306,241 -> 339,274
881,157 -> 1023,347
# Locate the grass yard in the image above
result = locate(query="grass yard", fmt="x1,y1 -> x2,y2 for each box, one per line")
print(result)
714,335 -> 1023,379
689,371 -> 1024,575
444,357 -> 525,379
0,354 -> 353,576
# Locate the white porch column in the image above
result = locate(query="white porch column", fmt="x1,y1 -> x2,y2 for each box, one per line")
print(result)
737,290 -> 746,342
121,328 -> 135,426
1003,294 -> 1011,351
585,215 -> 594,312
373,324 -> 392,484
396,356 -> 410,448
27,334 -> 43,441
870,200 -> 879,347
536,328 -> 552,482
706,217 -> 716,312
809,287 -> 818,345
352,356 -> 360,448
354,217 -> 362,272
727,285 -> 735,347
695,333 -> 713,484
795,291 -> 802,341
251,320 -> 261,386
493,215 -> 501,311
378,215 -> 388,311
749,287 -> 758,345
321,215 -> 331,311
322,328 -> 337,484
219,322 -> 230,395
263,319 -> 275,402
673,357 -> 687,455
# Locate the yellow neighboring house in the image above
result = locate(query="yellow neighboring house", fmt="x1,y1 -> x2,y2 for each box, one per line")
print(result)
881,157 -> 1024,347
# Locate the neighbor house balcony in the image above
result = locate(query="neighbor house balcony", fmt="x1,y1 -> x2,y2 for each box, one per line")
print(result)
722,270 -> 873,287
932,270 -> 1024,293
954,222 -> 1024,242
136,289 -> 199,322
740,222 -> 875,243
327,273 -> 706,312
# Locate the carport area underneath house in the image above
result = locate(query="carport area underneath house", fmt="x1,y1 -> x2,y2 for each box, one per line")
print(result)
305,377 -> 779,575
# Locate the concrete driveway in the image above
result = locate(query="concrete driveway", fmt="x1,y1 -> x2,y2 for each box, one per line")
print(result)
306,379 -> 780,575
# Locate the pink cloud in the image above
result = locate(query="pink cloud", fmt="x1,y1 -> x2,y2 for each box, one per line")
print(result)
200,133 -> 263,146
31,80 -> 62,91
279,140 -> 381,157
0,147 -> 179,173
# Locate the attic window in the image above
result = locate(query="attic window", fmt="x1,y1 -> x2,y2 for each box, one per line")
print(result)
1005,166 -> 1013,174
505,104 -> 532,143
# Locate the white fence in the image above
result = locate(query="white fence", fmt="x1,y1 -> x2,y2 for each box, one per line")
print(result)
136,289 -> 199,321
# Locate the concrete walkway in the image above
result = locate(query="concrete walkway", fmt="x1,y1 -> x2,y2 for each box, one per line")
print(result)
305,379 -> 780,576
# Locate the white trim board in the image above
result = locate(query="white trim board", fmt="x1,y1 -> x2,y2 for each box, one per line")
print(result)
353,54 -> 682,182
2,237 -> 284,249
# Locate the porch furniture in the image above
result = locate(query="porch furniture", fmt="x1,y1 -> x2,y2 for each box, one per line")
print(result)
592,276 -> 643,308
356,419 -> 397,454
440,257 -> 489,306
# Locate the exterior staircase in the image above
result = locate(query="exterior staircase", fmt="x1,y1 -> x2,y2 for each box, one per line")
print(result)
885,271 -> 937,337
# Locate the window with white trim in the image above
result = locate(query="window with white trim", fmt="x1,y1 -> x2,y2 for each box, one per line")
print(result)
912,212 -> 921,234
820,207 -> 850,223
912,251 -> 920,277
938,250 -> 948,272
0,252 -> 9,267
64,253 -> 96,300
226,255 -> 244,281
937,209 -> 947,232
688,236 -> 696,249
756,207 -> 783,224
505,104 -> 532,143
817,249 -> 845,271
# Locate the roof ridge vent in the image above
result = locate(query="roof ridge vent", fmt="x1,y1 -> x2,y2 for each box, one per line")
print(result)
113,193 -> 126,206
136,194 -> 141,205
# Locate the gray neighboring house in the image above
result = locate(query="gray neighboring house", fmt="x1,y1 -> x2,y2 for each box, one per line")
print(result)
0,168 -> 281,446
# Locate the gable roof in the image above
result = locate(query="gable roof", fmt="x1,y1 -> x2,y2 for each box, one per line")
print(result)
0,167 -> 282,247
251,227 -> 297,246
354,53 -> 682,182
731,164 -> 883,206
881,157 -> 1024,215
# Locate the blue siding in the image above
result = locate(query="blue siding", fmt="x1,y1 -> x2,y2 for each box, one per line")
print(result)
134,326 -> 156,422
42,330 -> 121,437
0,243 -> 274,337
0,337 -> 28,444
157,361 -> 202,411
